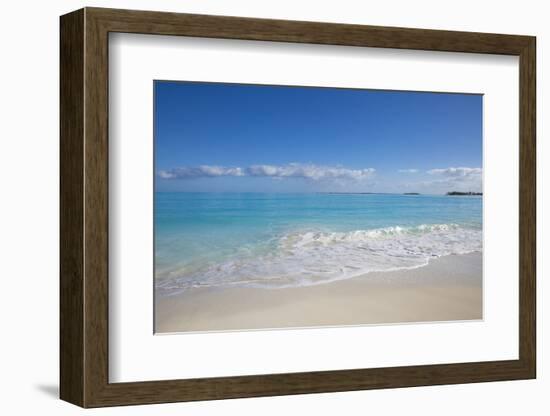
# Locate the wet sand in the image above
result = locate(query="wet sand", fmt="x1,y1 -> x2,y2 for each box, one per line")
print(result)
155,252 -> 482,333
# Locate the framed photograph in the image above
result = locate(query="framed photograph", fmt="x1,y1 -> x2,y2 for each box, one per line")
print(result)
60,7 -> 536,407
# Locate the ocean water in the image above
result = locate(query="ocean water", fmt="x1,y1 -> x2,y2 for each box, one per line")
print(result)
155,193 -> 482,295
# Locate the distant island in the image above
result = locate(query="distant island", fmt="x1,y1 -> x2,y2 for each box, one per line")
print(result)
446,191 -> 482,196
321,192 -> 389,195
318,191 -> 482,196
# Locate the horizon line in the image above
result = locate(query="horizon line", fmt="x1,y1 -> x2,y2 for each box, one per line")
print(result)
154,191 -> 482,196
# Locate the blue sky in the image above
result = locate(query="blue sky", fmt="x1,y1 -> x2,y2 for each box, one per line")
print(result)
155,81 -> 482,194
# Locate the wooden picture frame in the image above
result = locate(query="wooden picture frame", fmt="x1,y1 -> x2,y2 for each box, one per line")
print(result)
60,7 -> 536,408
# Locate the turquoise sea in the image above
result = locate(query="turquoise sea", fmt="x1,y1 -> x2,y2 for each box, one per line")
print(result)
155,193 -> 482,295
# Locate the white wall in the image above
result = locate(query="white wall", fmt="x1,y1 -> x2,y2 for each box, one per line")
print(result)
0,0 -> 545,414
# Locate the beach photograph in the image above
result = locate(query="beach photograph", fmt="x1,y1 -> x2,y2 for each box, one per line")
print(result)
154,81 -> 483,333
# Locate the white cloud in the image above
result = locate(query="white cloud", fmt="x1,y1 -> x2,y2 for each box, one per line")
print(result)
425,166 -> 482,192
427,167 -> 482,177
246,164 -> 375,181
158,163 -> 375,181
398,169 -> 419,173
158,165 -> 245,179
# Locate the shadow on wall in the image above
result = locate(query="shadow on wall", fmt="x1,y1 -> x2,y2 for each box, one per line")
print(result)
34,384 -> 58,399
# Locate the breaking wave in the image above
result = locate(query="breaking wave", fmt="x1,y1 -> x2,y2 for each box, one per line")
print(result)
156,223 -> 481,295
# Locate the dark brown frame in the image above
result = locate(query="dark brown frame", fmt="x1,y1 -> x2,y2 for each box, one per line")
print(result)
60,7 -> 536,408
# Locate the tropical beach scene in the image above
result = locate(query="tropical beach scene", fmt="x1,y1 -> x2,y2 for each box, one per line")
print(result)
154,81 -> 483,333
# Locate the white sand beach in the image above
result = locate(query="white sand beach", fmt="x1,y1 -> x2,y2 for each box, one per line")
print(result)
155,251 -> 482,333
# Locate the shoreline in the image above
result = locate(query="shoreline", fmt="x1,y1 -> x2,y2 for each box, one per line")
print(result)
155,251 -> 482,334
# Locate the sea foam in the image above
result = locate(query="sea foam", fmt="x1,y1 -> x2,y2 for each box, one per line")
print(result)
156,223 -> 482,295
